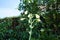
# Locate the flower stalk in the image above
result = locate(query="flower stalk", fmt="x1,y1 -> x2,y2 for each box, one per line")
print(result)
28,14 -> 33,40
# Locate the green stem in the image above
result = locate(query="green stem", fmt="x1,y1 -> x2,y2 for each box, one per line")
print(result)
28,17 -> 36,40
29,28 -> 32,40
29,18 -> 33,40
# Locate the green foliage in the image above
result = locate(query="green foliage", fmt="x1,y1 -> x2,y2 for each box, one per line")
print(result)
18,0 -> 60,40
0,0 -> 60,40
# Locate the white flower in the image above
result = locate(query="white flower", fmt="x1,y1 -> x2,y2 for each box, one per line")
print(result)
28,14 -> 31,18
35,14 -> 40,18
28,14 -> 33,18
20,18 -> 25,21
25,10 -> 28,14
40,28 -> 44,32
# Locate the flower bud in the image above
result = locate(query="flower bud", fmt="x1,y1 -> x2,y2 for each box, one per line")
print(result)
28,14 -> 33,18
20,18 -> 25,21
37,19 -> 41,22
25,10 -> 28,14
